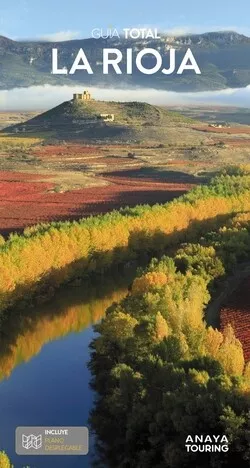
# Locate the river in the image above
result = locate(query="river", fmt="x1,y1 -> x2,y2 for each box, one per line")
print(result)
2,261 -> 245,468
0,271 -> 132,468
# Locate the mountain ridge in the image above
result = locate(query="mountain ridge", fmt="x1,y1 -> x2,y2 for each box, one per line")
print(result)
4,30 -> 250,45
1,31 -> 250,91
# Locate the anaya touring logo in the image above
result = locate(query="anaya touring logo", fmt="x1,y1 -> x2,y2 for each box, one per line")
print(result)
185,435 -> 229,453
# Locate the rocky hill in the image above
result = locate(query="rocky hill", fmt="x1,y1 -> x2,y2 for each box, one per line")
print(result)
5,97 -> 193,143
1,31 -> 250,91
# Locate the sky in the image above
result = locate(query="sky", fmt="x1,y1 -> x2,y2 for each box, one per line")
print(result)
0,0 -> 250,41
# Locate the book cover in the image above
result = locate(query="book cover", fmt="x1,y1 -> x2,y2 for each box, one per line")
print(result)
0,1 -> 249,467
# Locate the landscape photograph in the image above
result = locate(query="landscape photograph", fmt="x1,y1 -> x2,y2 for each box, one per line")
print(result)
0,1 -> 250,467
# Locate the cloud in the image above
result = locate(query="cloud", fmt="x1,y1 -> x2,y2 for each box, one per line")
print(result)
164,27 -> 195,36
5,25 -> 250,42
38,30 -> 81,42
119,23 -> 250,38
163,25 -> 250,37
1,84 -> 250,111
37,25 -> 250,43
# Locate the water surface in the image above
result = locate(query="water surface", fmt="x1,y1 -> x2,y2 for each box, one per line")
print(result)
0,274 -> 130,467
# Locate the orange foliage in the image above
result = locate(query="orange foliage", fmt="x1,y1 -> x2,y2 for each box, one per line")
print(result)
0,176 -> 249,314
132,272 -> 168,294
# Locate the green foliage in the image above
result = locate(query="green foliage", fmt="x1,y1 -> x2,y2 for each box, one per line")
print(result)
89,208 -> 250,467
175,244 -> 225,282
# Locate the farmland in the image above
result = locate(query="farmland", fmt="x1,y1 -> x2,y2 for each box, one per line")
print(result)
0,170 -> 192,234
0,111 -> 38,130
1,100 -> 250,238
220,276 -> 250,361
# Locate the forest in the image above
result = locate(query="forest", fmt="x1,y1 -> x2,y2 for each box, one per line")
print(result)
0,168 -> 250,467
89,205 -> 250,467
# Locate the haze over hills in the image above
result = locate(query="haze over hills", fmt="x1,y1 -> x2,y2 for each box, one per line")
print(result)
1,31 -> 250,91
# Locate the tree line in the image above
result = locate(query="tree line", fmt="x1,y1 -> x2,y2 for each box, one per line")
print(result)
0,171 -> 250,316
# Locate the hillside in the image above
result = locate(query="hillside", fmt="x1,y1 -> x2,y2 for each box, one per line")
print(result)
5,98 -> 194,143
1,31 -> 250,91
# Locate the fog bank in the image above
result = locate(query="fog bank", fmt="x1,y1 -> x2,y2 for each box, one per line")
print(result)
1,84 -> 250,111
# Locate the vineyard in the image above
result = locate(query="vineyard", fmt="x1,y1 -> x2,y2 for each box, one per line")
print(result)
0,170 -> 192,234
221,276 -> 250,361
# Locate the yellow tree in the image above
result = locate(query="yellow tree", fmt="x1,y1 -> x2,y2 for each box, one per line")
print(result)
132,272 -> 168,295
0,451 -> 12,468
217,324 -> 245,376
155,311 -> 170,342
205,326 -> 223,358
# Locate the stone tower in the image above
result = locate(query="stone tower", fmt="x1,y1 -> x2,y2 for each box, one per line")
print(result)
73,90 -> 92,101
